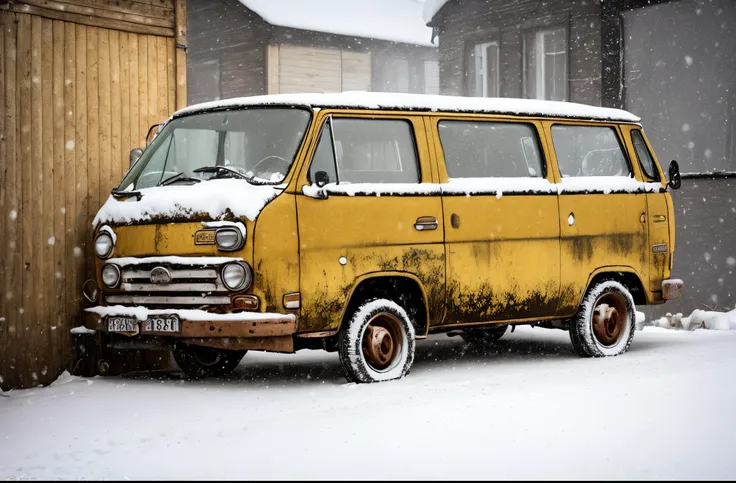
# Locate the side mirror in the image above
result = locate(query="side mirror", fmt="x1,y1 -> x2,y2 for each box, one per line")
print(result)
315,170 -> 330,188
667,159 -> 682,190
129,148 -> 143,168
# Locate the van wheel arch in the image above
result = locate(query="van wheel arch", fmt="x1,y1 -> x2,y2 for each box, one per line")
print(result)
339,274 -> 429,338
582,269 -> 647,307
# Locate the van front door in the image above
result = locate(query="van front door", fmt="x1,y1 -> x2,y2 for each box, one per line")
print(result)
433,117 -> 561,325
624,127 -> 671,293
295,113 -> 445,335
548,123 -> 650,317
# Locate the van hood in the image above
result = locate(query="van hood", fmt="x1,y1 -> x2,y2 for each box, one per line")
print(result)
92,179 -> 283,228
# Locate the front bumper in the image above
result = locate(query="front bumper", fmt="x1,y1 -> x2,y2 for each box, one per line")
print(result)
662,279 -> 684,300
82,306 -> 296,338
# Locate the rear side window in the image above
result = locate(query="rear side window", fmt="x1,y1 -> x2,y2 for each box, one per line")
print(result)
438,121 -> 544,178
631,130 -> 660,181
308,118 -> 420,184
551,125 -> 630,177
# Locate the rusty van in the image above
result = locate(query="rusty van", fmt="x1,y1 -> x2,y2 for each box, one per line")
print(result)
79,92 -> 684,383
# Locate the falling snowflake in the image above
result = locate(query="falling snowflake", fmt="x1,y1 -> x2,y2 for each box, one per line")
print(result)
704,252 -> 712,262
48,236 -> 56,246
9,210 -> 17,221
66,140 -> 75,150
684,56 -> 693,66
74,247 -> 82,257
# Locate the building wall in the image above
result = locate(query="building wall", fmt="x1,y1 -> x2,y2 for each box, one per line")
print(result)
186,0 -> 439,104
186,0 -> 269,103
434,0 -> 601,104
0,0 -> 187,390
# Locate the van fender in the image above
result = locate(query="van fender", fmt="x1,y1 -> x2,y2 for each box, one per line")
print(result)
579,265 -> 649,308
337,271 -> 432,338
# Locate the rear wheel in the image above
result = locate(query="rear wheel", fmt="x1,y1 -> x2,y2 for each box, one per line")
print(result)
338,298 -> 416,383
569,280 -> 635,357
461,324 -> 508,347
173,343 -> 246,378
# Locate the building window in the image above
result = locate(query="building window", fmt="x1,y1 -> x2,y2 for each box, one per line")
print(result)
375,56 -> 437,95
468,41 -> 499,97
524,27 -> 568,101
424,60 -> 440,95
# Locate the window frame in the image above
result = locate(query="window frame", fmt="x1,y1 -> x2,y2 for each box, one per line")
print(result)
470,41 -> 500,97
306,115 -> 423,186
550,123 -> 635,179
523,25 -> 569,101
437,119 -> 549,180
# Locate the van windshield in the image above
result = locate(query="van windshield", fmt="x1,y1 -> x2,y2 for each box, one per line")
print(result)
117,107 -> 312,191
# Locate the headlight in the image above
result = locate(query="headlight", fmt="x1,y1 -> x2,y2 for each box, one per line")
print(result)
221,262 -> 252,291
94,233 -> 114,258
101,264 -> 121,288
215,227 -> 244,252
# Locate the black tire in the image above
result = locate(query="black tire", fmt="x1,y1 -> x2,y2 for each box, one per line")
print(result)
172,343 -> 246,378
338,298 -> 416,383
461,324 -> 509,347
569,280 -> 636,358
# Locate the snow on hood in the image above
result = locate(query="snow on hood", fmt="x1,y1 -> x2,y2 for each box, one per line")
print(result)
92,179 -> 281,228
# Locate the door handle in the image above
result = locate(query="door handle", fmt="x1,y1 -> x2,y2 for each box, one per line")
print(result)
653,215 -> 666,223
414,216 -> 438,231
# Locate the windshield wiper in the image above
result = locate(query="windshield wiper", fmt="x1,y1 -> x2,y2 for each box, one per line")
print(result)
193,166 -> 248,180
159,172 -> 202,187
111,188 -> 142,201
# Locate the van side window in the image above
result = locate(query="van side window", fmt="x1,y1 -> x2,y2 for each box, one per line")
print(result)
437,121 -> 544,178
630,130 -> 660,181
309,118 -> 420,184
307,123 -> 338,184
551,125 -> 631,177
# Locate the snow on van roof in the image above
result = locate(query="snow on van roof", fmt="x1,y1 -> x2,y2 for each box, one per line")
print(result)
175,92 -> 642,123
238,0 -> 435,47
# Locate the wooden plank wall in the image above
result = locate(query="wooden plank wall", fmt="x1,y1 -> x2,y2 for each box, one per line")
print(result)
0,0 -> 187,390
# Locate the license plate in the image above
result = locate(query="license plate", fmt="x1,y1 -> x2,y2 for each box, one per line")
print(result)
144,315 -> 180,333
108,317 -> 137,333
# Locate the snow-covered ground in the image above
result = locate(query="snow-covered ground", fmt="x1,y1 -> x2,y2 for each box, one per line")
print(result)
2,325 -> 736,480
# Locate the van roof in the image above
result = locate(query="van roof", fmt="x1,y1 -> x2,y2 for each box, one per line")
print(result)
174,91 -> 641,123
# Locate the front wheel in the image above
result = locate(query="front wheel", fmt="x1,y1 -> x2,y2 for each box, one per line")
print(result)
569,280 -> 636,357
338,298 -> 416,383
173,343 -> 246,378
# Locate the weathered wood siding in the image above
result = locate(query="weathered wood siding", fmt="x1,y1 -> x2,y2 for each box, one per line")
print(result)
0,0 -> 187,390
433,0 -> 602,104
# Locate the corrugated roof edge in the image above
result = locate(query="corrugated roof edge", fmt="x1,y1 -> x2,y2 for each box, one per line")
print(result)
173,92 -> 642,123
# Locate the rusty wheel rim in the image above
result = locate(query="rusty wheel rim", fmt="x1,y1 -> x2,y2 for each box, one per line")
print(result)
362,312 -> 404,372
591,292 -> 628,347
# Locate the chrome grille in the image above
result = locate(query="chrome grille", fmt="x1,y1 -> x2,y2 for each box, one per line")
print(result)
104,262 -> 233,307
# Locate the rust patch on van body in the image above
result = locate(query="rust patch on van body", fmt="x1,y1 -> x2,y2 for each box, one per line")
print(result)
444,279 -> 559,323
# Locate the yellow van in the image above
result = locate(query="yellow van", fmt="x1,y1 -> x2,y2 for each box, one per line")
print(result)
81,92 -> 684,383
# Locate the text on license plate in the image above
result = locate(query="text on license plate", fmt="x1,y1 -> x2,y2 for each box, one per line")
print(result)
108,317 -> 137,332
144,316 -> 180,333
